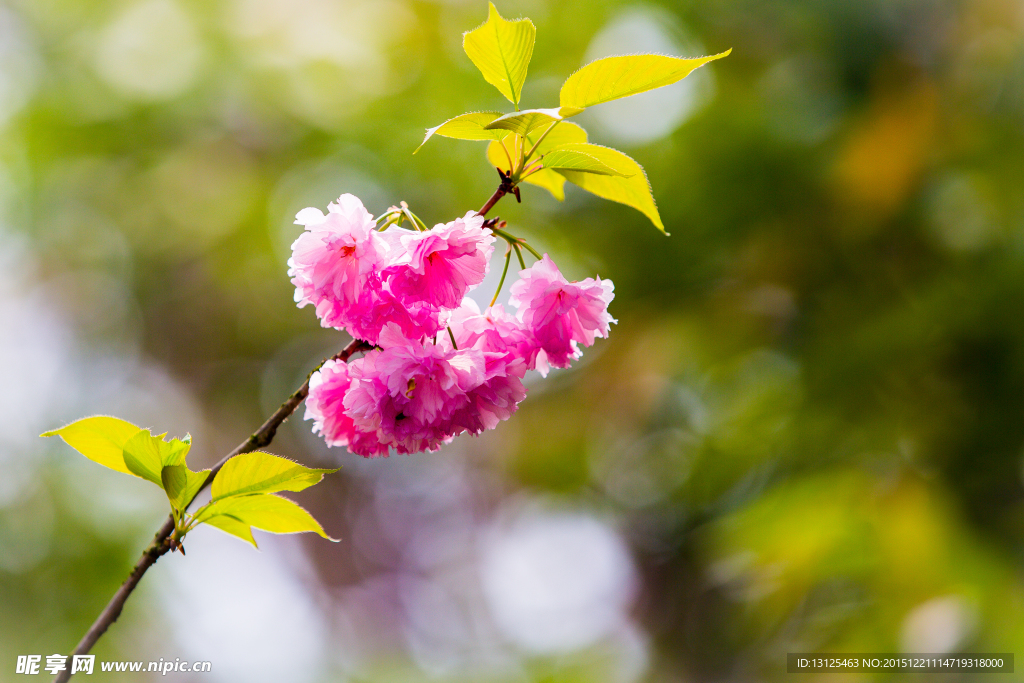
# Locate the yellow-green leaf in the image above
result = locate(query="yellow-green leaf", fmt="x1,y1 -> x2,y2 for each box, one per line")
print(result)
463,2 -> 535,107
559,50 -> 731,110
40,416 -> 141,475
415,111 -> 510,153
526,120 -> 589,151
487,137 -> 517,175
553,143 -> 665,232
483,107 -> 582,137
519,168 -> 568,201
540,148 -> 630,176
211,451 -> 338,501
162,435 -> 190,467
196,493 -> 337,541
486,121 -> 588,201
184,468 -> 210,506
121,429 -> 193,487
161,464 -> 187,509
205,514 -> 257,548
161,464 -> 210,513
122,430 -> 164,486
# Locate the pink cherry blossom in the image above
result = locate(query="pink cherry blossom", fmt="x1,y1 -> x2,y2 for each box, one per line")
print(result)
449,356 -> 527,433
341,278 -> 443,345
305,358 -> 389,458
292,194 -> 617,456
343,340 -> 487,454
386,211 -> 495,309
442,299 -> 529,431
444,299 -> 533,359
289,194 -> 389,332
509,254 -> 616,375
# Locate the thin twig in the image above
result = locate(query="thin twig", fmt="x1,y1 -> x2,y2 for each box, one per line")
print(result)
479,170 -> 513,217
54,338 -> 371,683
478,186 -> 506,217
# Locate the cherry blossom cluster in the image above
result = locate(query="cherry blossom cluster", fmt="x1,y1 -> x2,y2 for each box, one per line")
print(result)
289,194 -> 615,456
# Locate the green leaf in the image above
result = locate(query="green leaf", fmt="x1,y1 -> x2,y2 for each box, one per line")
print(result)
204,514 -> 257,548
463,2 -> 535,107
161,464 -> 187,509
122,430 -> 165,486
122,429 -> 194,487
196,493 -> 337,541
41,416 -> 142,475
415,111 -> 510,153
517,168 -> 567,201
162,435 -> 190,467
211,451 -> 338,501
540,148 -> 630,176
161,464 -> 210,513
559,50 -> 731,110
486,121 -> 588,201
483,107 -> 583,137
552,143 -> 665,232
487,137 -> 516,175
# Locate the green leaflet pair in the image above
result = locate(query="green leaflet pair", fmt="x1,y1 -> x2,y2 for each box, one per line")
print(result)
42,416 -> 336,549
417,2 -> 731,233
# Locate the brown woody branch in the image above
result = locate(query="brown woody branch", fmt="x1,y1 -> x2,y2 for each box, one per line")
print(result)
56,179 -> 511,682
478,169 -> 515,217
54,339 -> 371,683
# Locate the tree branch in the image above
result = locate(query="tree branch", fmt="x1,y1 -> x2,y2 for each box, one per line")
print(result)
478,170 -> 513,217
54,338 -> 371,683
56,179 -> 510,682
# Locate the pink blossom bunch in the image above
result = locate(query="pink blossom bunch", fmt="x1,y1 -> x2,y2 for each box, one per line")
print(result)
294,194 -> 616,457
288,194 -> 494,343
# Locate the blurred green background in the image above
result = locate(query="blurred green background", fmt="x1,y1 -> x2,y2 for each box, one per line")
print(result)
2,0 -> 1023,680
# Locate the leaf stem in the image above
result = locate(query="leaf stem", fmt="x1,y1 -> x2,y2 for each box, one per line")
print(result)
518,162 -> 545,181
446,326 -> 459,350
523,119 -> 561,166
498,139 -> 515,175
